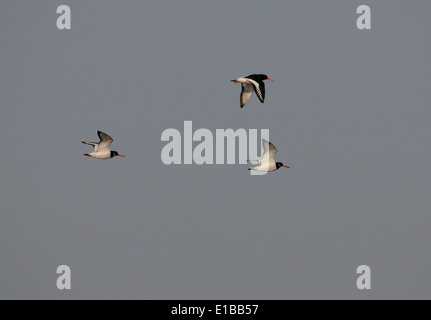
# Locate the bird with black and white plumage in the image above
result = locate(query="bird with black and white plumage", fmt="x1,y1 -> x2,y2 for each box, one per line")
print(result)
249,139 -> 289,172
231,74 -> 275,108
82,131 -> 125,159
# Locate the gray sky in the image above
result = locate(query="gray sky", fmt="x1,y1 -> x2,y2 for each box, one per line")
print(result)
1,0 -> 430,299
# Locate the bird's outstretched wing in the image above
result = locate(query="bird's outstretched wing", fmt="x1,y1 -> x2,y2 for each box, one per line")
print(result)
97,131 -> 114,150
247,78 -> 265,103
260,139 -> 277,168
253,82 -> 265,103
240,83 -> 254,108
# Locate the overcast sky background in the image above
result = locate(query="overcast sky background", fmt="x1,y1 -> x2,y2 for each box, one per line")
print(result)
1,1 -> 430,299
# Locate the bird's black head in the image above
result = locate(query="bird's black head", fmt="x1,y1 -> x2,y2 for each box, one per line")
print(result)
276,162 -> 289,170
111,151 -> 125,158
247,74 -> 275,82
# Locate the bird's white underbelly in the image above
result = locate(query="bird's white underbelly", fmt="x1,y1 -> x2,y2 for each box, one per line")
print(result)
89,151 -> 111,159
252,162 -> 277,172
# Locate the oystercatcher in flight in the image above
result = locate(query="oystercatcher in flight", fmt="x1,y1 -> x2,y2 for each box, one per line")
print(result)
249,139 -> 289,172
231,74 -> 274,108
82,131 -> 125,159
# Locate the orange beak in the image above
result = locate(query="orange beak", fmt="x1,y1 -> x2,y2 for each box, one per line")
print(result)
267,77 -> 275,82
283,165 -> 289,168
117,154 -> 125,157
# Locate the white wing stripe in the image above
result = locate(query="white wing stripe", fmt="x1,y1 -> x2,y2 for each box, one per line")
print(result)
247,78 -> 264,102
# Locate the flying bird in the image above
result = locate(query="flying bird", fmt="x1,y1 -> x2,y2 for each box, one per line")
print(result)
231,74 -> 275,108
82,131 -> 125,159
249,139 -> 289,172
